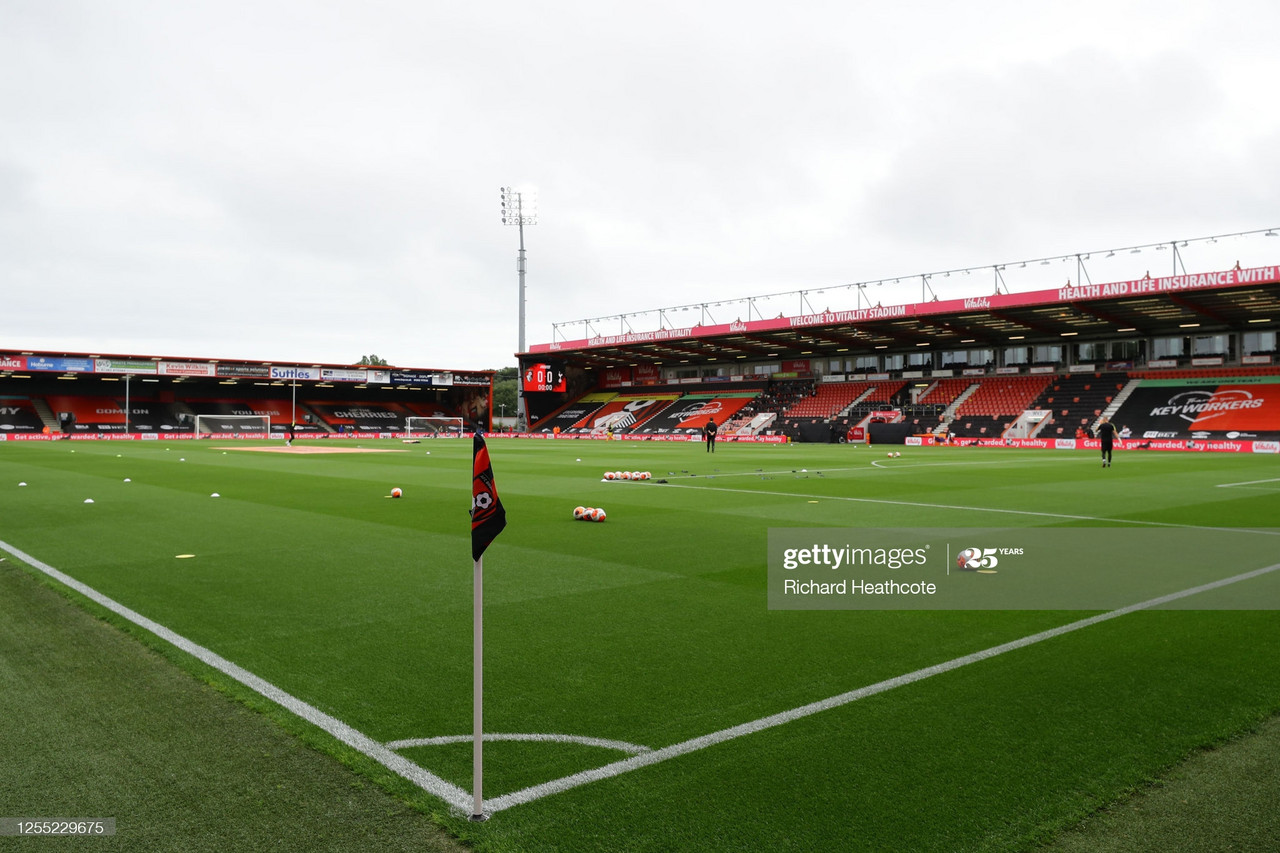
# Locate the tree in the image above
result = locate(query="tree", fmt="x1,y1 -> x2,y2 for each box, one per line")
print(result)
491,367 -> 518,419
357,354 -> 388,366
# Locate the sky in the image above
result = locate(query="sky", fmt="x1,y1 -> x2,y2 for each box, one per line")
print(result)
3,1 -> 1279,371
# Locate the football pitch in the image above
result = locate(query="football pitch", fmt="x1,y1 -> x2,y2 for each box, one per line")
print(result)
3,438 -> 1280,851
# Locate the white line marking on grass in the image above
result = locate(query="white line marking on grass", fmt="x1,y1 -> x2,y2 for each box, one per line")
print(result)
0,539 -> 472,813
387,733 -> 652,756
1217,477 -> 1280,489
656,481 -> 1280,535
486,559 -> 1280,813
667,457 -> 1086,481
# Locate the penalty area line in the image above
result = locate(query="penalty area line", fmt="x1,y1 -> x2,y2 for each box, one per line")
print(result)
486,559 -> 1280,813
388,733 -> 652,756
0,539 -> 472,813
1217,477 -> 1280,489
655,481 -> 1280,536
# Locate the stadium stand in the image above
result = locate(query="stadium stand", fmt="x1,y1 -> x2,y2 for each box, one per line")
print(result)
304,401 -> 413,432
946,415 -> 1009,438
935,376 -> 1051,438
0,396 -> 50,433
783,382 -> 876,418
404,401 -> 460,420
955,376 -> 1051,417
530,392 -> 618,434
1108,375 -> 1280,441
44,395 -> 129,432
1031,373 -> 1128,438
570,394 -> 676,434
634,393 -> 755,435
1129,365 -> 1280,380
917,377 -> 973,407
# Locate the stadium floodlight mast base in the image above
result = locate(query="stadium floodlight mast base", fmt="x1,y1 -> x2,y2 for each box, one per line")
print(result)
500,186 -> 537,432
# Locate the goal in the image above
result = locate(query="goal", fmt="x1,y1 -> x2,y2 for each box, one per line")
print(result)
193,414 -> 271,436
405,416 -> 465,438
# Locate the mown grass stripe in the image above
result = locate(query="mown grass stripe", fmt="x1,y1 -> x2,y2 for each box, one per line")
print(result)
487,559 -> 1280,813
0,538 -> 473,812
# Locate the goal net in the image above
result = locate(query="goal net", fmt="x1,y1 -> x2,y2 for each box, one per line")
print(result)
193,414 -> 271,436
405,416 -> 465,438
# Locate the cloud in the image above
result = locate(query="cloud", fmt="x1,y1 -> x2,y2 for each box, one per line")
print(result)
1,2 -> 1277,368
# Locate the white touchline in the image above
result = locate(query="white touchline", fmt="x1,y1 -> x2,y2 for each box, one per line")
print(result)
0,539 -> 473,813
1216,477 -> 1280,488
387,733 -> 652,756
666,456 -> 1087,480
656,481 -> 1280,535
486,559 -> 1280,813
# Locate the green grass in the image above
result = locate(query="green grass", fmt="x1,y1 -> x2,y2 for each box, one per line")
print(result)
0,549 -> 464,852
2,438 -> 1280,851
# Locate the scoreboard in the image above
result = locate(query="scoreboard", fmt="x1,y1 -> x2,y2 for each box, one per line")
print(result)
522,362 -> 566,393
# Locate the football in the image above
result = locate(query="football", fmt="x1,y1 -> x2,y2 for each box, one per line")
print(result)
592,507 -> 607,522
573,506 -> 586,519
604,471 -> 616,480
621,471 -> 632,480
390,488 -> 403,498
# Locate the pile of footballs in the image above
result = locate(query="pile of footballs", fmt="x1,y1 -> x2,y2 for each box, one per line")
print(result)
603,471 -> 651,481
885,452 -> 902,458
573,506 -> 607,522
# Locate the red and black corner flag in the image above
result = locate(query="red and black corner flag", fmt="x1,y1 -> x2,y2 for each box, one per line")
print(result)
471,433 -> 507,562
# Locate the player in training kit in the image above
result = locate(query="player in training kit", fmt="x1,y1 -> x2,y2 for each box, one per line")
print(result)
1094,417 -> 1116,468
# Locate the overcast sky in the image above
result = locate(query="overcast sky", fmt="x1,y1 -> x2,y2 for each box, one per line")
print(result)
3,1 -> 1278,370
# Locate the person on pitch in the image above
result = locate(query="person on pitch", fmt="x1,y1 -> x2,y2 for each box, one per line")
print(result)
703,417 -> 718,453
1094,416 -> 1116,468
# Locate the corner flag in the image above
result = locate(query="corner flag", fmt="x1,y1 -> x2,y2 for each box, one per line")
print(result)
471,433 -> 506,561
469,432 -> 506,821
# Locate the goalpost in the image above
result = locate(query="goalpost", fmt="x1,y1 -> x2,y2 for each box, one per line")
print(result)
192,414 -> 271,436
405,416 -> 465,438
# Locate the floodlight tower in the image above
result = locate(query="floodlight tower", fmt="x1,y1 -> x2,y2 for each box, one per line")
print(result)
499,186 -> 537,430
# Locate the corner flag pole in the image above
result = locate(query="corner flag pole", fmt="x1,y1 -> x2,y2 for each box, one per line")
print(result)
469,432 -> 505,822
471,554 -> 486,821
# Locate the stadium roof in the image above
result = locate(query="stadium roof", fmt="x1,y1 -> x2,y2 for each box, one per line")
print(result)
525,265 -> 1280,368
0,348 -> 492,386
